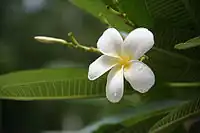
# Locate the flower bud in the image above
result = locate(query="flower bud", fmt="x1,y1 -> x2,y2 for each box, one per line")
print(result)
34,36 -> 66,44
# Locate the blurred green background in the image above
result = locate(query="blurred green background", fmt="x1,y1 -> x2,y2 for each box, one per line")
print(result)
0,0 -> 111,133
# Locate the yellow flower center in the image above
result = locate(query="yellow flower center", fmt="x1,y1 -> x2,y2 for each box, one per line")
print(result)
118,56 -> 131,69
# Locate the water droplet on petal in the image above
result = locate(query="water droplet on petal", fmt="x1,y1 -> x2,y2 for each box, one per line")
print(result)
136,64 -> 144,72
107,90 -> 123,103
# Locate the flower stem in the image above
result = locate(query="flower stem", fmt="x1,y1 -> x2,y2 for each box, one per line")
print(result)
98,13 -> 112,28
106,5 -> 135,28
67,32 -> 101,53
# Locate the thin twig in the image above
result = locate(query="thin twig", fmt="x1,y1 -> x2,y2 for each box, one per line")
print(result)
67,32 -> 101,53
106,5 -> 135,28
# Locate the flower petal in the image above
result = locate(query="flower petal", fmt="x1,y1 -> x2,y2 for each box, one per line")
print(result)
88,55 -> 118,80
122,28 -> 154,59
97,28 -> 123,57
124,61 -> 155,93
106,65 -> 124,103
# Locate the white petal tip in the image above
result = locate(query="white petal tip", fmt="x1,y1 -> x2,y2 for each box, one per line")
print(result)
136,88 -> 150,93
105,66 -> 124,103
88,74 -> 96,81
88,69 -> 97,81
107,95 -> 121,103
106,90 -> 123,103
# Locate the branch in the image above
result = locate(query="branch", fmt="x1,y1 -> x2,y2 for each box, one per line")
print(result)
34,35 -> 101,54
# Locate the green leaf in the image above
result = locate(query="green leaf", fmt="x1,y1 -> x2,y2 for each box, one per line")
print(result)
118,0 -> 154,28
118,101 -> 184,133
174,37 -> 200,50
145,0 -> 199,29
143,0 -> 200,58
145,47 -> 200,83
0,68 -> 124,100
70,0 -> 132,31
90,101 -> 183,133
167,82 -> 200,88
121,101 -> 179,127
0,67 -> 199,101
71,0 -> 200,30
149,98 -> 200,133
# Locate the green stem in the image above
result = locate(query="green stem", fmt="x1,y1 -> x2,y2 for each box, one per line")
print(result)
106,5 -> 135,28
67,32 -> 101,53
98,13 -> 112,28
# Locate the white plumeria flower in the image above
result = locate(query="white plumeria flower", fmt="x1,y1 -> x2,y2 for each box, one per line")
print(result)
88,28 -> 155,103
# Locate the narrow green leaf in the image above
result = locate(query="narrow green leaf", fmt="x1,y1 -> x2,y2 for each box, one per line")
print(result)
0,68 -> 129,100
0,68 -> 99,100
121,101 -> 179,127
92,101 -> 182,133
167,82 -> 200,88
174,37 -> 200,50
149,98 -> 200,133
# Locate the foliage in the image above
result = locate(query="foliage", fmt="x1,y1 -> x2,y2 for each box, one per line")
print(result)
1,0 -> 200,132
150,98 -> 200,133
174,37 -> 200,50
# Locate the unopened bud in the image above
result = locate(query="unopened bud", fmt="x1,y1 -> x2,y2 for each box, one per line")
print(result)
34,36 -> 67,44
